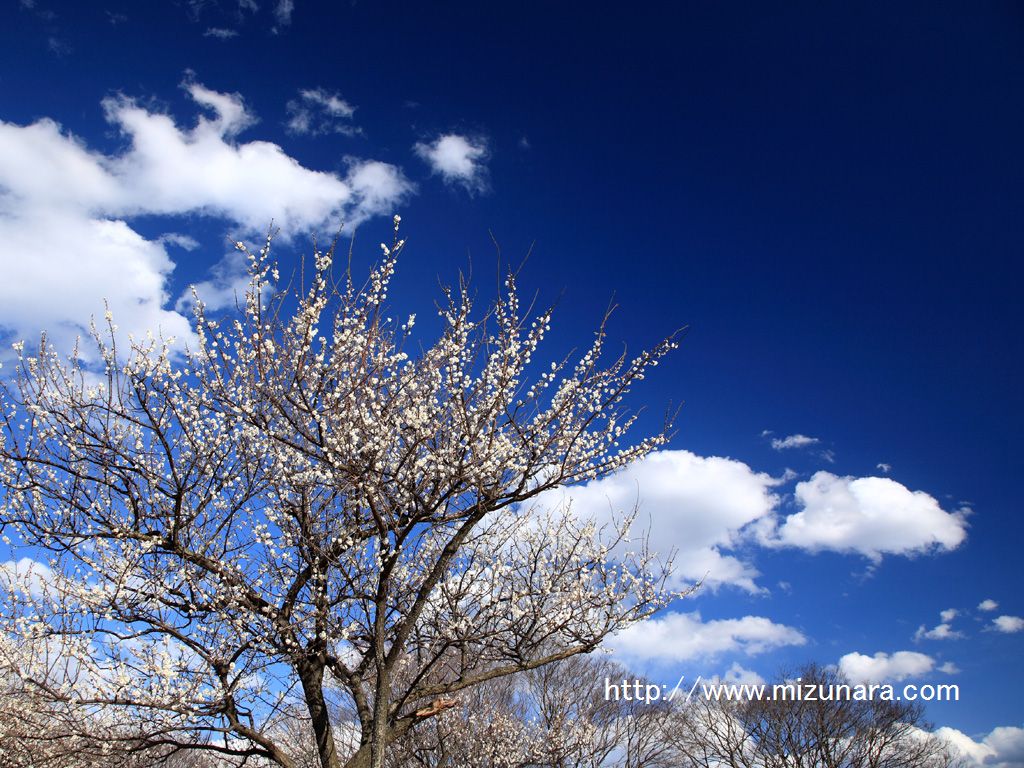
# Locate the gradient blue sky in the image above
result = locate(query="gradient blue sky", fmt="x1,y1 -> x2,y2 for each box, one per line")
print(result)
3,0 -> 1023,757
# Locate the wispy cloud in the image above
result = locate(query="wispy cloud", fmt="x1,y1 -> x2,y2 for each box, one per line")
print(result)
274,0 -> 294,27
770,433 -> 820,450
286,88 -> 359,136
204,26 -> 239,38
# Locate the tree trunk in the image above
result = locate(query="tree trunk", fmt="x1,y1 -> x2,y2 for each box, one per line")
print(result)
342,719 -> 416,768
299,661 -> 343,768
368,664 -> 390,768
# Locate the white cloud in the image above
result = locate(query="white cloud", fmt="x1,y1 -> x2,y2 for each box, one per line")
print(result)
935,725 -> 1024,768
914,623 -> 962,641
610,611 -> 806,664
274,0 -> 294,26
533,450 -> 781,591
837,650 -> 934,684
770,433 -> 819,450
721,662 -> 766,686
537,451 -> 968,592
937,661 -> 960,674
0,79 -> 412,359
204,27 -> 239,38
175,250 -> 252,313
157,233 -> 200,251
0,557 -> 55,599
414,133 -> 489,193
762,471 -> 968,561
914,609 -> 963,641
992,615 -> 1024,634
876,462 -> 892,473
286,88 -> 359,136
978,598 -> 999,612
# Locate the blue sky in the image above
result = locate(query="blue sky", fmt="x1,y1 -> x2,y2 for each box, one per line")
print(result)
2,0 -> 1023,760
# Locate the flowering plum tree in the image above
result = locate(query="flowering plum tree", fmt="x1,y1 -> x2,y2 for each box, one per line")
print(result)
0,220 -> 682,768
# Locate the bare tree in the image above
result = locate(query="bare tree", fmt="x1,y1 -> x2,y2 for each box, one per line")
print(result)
0,222 -> 682,768
380,653 -> 681,768
671,664 -> 962,768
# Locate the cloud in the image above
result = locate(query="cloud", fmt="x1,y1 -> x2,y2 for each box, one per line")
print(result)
274,0 -> 294,26
414,133 -> 489,193
837,650 -> 934,684
876,462 -> 892,473
721,662 -> 766,686
610,611 -> 806,664
937,661 -> 960,674
533,450 -> 781,591
978,598 -> 999,612
175,250 -> 251,313
983,727 -> 1024,768
935,726 -> 1024,768
0,557 -> 55,599
286,88 -> 359,136
537,451 -> 968,592
991,615 -> 1024,634
0,79 -> 412,359
914,623 -> 963,641
914,609 -> 963,641
770,434 -> 820,450
761,471 -> 969,561
204,27 -> 239,38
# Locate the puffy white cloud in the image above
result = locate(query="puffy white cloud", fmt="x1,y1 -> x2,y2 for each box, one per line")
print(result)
533,450 -> 780,591
914,622 -> 962,641
991,615 -> 1024,634
935,725 -> 1024,768
837,650 -> 934,684
978,598 -> 999,612
770,434 -> 819,450
414,133 -> 489,193
0,79 -> 412,358
610,611 -> 806,664
762,471 -> 968,561
536,451 -> 967,592
721,662 -> 766,686
286,88 -> 359,136
937,661 -> 960,674
940,608 -> 958,622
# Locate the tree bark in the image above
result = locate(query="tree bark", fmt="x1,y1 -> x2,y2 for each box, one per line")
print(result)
343,718 -> 418,768
299,661 -> 343,768
368,663 -> 390,768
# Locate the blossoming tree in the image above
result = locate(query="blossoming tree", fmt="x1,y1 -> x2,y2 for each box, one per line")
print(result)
0,221 -> 682,768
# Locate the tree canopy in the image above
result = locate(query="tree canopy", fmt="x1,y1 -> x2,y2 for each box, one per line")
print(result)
0,223 -> 681,768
